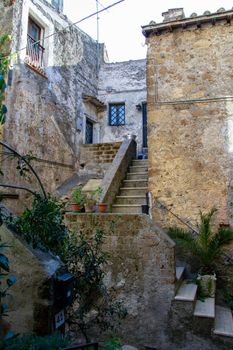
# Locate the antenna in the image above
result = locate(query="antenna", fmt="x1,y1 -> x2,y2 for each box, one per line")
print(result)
96,0 -> 99,71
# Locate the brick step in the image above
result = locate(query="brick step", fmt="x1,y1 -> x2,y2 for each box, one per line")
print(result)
115,196 -> 147,205
123,180 -> 148,188
132,160 -> 148,166
129,166 -> 148,173
126,173 -> 148,180
194,298 -> 215,318
213,306 -> 233,338
119,187 -> 148,196
111,204 -> 143,214
174,281 -> 197,302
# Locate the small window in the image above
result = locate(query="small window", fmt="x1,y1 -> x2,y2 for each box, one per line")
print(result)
109,103 -> 125,126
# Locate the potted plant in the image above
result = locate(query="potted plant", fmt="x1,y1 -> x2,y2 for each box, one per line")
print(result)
94,186 -> 108,213
168,208 -> 233,297
69,186 -> 85,212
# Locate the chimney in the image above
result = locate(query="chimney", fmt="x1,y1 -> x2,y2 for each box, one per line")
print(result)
162,8 -> 185,22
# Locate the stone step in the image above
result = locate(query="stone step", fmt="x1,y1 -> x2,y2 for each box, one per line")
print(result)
115,196 -> 147,205
194,298 -> 215,318
127,173 -> 148,180
174,281 -> 197,302
214,306 -> 233,338
129,166 -> 148,173
176,266 -> 185,282
123,180 -> 148,188
119,187 -> 148,196
132,160 -> 148,166
111,204 -> 143,214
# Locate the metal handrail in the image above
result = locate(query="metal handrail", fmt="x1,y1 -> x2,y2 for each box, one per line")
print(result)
26,34 -> 45,68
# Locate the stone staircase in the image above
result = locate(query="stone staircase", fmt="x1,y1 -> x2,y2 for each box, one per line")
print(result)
111,159 -> 148,214
172,266 -> 233,345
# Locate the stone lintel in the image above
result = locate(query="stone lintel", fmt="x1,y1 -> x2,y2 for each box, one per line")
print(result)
142,9 -> 233,37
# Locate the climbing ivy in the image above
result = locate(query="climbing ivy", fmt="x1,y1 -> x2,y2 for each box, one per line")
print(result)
0,34 -> 11,126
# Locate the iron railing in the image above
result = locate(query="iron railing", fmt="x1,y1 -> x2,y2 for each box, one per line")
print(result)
26,34 -> 45,69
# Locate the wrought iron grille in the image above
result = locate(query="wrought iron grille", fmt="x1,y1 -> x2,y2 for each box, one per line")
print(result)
109,103 -> 125,126
26,34 -> 45,69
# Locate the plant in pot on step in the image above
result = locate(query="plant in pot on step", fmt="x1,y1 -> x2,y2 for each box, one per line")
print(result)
69,186 -> 85,212
94,186 -> 108,213
168,208 -> 233,297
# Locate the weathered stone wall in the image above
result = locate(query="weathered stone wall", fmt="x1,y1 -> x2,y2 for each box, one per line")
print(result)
0,0 -> 105,211
66,213 -> 175,348
98,60 -> 147,154
145,14 -> 233,227
0,224 -> 61,335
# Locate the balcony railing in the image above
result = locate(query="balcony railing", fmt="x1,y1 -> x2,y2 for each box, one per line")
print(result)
25,34 -> 46,76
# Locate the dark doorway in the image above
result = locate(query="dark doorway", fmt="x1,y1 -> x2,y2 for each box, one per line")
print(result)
142,102 -> 147,148
85,119 -> 93,144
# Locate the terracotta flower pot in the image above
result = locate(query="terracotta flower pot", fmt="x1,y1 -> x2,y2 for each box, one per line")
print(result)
69,203 -> 83,212
98,203 -> 108,213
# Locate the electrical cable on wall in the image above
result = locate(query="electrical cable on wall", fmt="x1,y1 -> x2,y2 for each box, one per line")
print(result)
0,0 -> 125,62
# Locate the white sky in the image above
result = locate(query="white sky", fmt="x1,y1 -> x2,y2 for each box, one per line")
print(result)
63,0 -> 233,62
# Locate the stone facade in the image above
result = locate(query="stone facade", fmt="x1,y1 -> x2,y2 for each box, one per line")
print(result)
0,0 -> 147,212
66,213 -> 175,348
142,8 -> 233,227
98,60 -> 147,153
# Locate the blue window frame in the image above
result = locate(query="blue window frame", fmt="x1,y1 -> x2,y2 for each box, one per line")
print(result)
109,103 -> 125,126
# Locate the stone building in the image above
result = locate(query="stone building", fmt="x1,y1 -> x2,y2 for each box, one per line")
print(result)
142,7 -> 233,228
0,0 -> 146,212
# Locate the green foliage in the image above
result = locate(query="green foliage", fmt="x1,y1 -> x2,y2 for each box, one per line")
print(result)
223,290 -> 233,310
168,208 -> 233,274
0,239 -> 16,342
0,34 -> 11,126
15,194 -> 69,258
1,332 -> 72,350
101,337 -> 121,350
64,226 -> 127,342
93,187 -> 103,203
71,186 -> 85,206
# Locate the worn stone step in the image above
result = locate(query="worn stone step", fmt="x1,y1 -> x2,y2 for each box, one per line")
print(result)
123,180 -> 148,188
176,266 -> 185,282
115,196 -> 147,205
111,204 -> 143,214
214,306 -> 233,338
194,298 -> 215,318
127,173 -> 148,180
132,160 -> 148,166
119,187 -> 148,196
129,166 -> 148,173
174,281 -> 197,302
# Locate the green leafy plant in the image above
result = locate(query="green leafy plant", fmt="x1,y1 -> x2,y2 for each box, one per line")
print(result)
0,238 -> 16,342
93,186 -> 103,203
168,208 -> 233,274
0,34 -> 11,126
222,290 -> 233,310
0,332 -> 72,350
71,186 -> 86,207
64,226 -> 127,342
15,194 -> 69,258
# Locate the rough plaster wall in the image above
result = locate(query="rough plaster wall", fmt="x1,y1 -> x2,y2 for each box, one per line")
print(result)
66,214 -> 175,348
147,23 -> 233,227
98,60 -> 147,153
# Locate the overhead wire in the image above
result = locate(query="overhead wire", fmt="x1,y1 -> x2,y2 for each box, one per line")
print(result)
0,0 -> 125,62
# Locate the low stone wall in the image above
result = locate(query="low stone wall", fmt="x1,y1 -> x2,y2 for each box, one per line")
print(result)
66,213 -> 175,348
0,225 -> 61,335
101,138 -> 136,205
